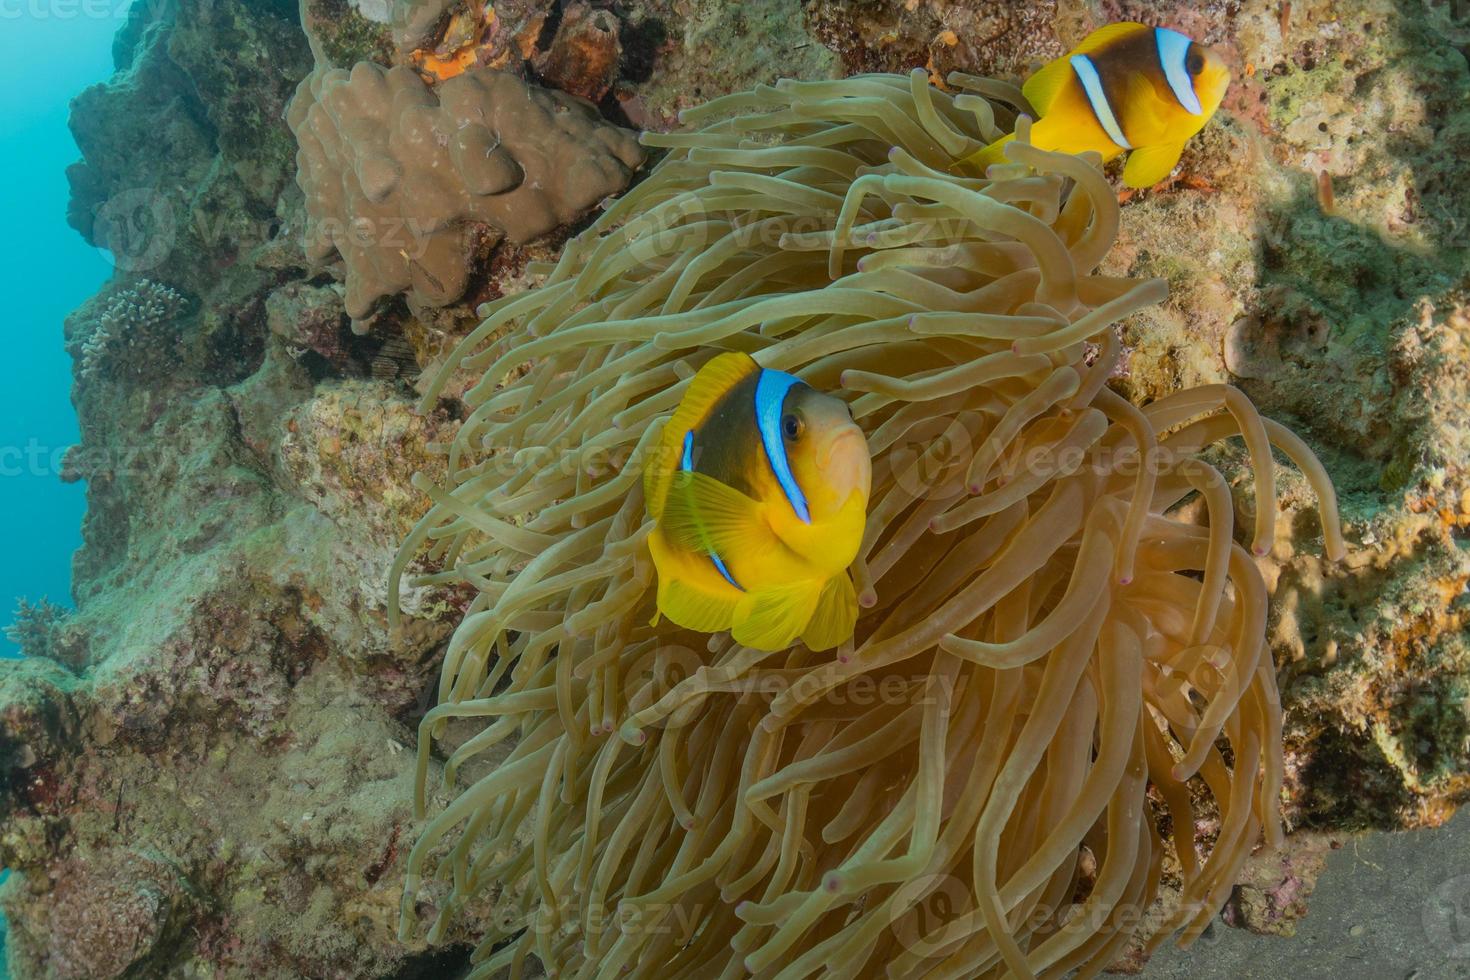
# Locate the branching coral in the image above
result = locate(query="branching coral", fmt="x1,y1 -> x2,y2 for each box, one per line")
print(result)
76,279 -> 188,382
5,599 -> 70,661
392,70 -> 1346,978
287,62 -> 645,330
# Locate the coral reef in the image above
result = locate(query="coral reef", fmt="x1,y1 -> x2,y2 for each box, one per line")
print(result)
265,280 -> 352,370
1,0 -> 1467,976
287,61 -> 645,328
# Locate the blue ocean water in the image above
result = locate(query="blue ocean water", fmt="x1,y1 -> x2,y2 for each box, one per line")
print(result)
1,6 -> 126,967
0,2 -> 132,657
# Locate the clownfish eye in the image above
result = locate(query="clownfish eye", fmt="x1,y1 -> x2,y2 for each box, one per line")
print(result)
1186,51 -> 1206,75
782,413 -> 803,440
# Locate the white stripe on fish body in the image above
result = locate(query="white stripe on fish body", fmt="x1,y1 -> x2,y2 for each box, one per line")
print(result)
1069,53 -> 1132,150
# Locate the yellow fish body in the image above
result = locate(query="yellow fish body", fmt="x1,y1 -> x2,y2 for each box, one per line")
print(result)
644,352 -> 871,652
962,22 -> 1231,188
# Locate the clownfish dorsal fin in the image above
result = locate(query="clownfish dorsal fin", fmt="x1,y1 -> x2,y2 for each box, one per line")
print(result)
1019,57 -> 1072,116
1023,22 -> 1147,116
644,351 -> 759,520
1071,21 -> 1149,55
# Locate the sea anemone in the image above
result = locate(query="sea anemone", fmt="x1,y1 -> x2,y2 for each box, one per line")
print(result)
392,69 -> 1345,978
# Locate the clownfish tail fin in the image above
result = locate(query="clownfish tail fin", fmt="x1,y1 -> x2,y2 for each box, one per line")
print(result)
953,133 -> 1015,176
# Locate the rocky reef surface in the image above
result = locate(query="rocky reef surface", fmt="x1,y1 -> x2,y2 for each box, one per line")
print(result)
1,0 -> 1467,976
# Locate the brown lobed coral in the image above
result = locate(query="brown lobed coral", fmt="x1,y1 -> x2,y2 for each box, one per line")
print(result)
287,61 -> 646,330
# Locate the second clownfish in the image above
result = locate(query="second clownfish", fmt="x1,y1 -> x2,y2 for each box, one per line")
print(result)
960,22 -> 1232,188
644,353 -> 871,652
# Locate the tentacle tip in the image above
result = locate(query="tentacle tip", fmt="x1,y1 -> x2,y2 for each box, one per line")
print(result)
824,873 -> 843,893
1252,543 -> 1271,557
1171,763 -> 1188,781
1118,575 -> 1133,587
1010,340 -> 1022,354
907,314 -> 918,328
620,725 -> 647,746
859,591 -> 878,608
967,483 -> 982,495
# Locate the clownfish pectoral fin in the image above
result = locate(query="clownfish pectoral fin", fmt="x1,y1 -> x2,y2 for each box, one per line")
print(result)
1121,141 -> 1186,188
645,351 -> 759,519
732,581 -> 822,651
658,573 -> 740,633
800,573 -> 859,652
662,469 -> 777,562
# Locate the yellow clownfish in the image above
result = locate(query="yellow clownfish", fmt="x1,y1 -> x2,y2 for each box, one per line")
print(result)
961,22 -> 1231,188
643,352 -> 871,652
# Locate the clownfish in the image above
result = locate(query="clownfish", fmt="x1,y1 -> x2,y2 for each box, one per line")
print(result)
960,22 -> 1231,188
643,353 -> 871,652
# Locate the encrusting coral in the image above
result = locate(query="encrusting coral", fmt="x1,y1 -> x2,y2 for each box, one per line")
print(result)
287,61 -> 646,330
393,70 -> 1346,978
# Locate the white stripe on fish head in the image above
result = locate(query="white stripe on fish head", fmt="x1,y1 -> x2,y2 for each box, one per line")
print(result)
1155,27 -> 1204,115
753,369 -> 812,524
